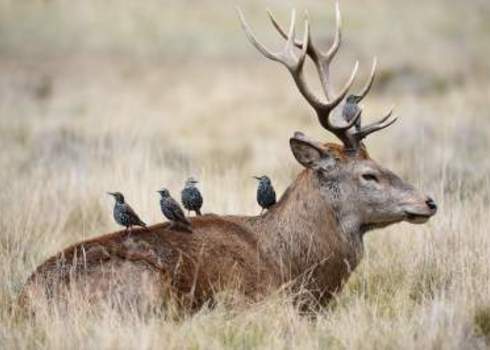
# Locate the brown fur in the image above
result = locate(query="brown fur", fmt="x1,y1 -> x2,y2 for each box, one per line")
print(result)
18,143 -> 433,312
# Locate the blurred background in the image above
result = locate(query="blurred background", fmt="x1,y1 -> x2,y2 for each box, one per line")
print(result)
1,1 -> 490,348
1,0 -> 490,279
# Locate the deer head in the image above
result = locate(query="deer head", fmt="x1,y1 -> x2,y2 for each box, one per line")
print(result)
289,135 -> 437,235
238,2 -> 437,235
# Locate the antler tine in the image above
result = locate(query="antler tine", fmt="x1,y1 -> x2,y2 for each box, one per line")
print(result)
267,9 -> 315,56
357,58 -> 377,102
267,1 -> 342,101
296,13 -> 309,68
325,0 -> 342,61
238,8 -> 326,111
317,0 -> 343,101
282,9 -> 302,67
267,9 -> 292,39
267,2 -> 357,105
281,10 -> 309,70
287,13 -> 326,110
354,108 -> 397,140
236,7 -> 282,62
268,0 -> 341,62
239,3 -> 396,153
327,61 -> 359,107
285,9 -> 297,51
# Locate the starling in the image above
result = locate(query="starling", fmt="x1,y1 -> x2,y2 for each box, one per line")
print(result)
181,177 -> 203,216
253,175 -> 277,214
157,188 -> 192,231
343,95 -> 362,131
107,192 -> 147,232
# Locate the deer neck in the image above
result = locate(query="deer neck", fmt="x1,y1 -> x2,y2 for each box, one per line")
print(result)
254,169 -> 364,282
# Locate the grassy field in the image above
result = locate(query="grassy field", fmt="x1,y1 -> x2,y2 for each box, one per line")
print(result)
1,0 -> 490,348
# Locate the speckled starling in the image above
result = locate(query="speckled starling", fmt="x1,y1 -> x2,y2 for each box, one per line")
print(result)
157,188 -> 192,231
107,192 -> 147,232
181,177 -> 203,216
253,175 -> 277,214
343,95 -> 362,131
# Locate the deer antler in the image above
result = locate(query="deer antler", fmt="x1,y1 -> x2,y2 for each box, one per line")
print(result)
237,1 -> 397,152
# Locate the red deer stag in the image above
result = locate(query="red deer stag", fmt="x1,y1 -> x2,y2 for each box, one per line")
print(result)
18,2 -> 437,312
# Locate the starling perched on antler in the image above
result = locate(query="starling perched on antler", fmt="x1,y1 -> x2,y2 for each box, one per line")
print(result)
181,177 -> 203,216
107,192 -> 147,233
342,95 -> 362,132
254,175 -> 276,214
158,188 -> 192,231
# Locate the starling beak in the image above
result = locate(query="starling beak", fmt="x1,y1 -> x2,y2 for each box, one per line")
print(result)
107,192 -> 124,203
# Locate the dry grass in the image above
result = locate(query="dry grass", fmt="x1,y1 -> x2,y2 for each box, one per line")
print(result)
1,0 -> 490,349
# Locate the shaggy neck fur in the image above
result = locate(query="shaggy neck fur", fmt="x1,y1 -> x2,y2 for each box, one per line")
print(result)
248,169 -> 364,297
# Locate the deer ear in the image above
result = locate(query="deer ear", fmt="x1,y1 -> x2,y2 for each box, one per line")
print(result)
290,137 -> 335,170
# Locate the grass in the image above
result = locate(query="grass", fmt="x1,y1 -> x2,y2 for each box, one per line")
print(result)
475,306 -> 490,344
1,0 -> 490,349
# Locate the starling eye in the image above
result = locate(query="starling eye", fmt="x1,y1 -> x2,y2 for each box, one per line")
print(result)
362,173 -> 379,183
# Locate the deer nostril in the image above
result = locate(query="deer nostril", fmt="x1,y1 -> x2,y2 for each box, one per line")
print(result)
426,197 -> 437,211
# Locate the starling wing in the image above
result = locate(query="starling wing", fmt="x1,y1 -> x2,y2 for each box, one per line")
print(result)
163,197 -> 191,226
171,198 -> 191,226
124,203 -> 147,227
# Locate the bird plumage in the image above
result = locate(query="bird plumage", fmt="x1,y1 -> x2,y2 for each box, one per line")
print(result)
108,192 -> 147,231
343,94 -> 362,132
254,175 -> 276,214
181,177 -> 203,216
158,188 -> 192,230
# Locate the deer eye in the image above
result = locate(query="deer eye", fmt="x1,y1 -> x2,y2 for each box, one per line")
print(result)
362,173 -> 379,183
